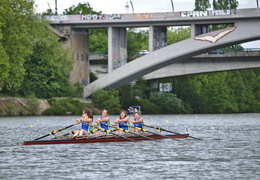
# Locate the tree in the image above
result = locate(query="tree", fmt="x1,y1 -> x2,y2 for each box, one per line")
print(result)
167,27 -> 190,45
19,25 -> 74,98
212,0 -> 238,10
127,28 -> 149,61
63,2 -> 100,15
91,89 -> 121,114
119,78 -> 150,109
63,3 -> 107,53
149,92 -> 185,114
194,0 -> 211,11
0,0 -> 40,93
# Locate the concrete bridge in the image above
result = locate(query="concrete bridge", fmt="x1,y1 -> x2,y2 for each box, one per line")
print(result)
83,22 -> 260,97
46,8 -> 260,97
89,50 -> 260,81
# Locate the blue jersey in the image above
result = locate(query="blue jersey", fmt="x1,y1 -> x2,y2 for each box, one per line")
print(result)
133,118 -> 143,128
82,122 -> 90,131
81,117 -> 92,134
100,118 -> 110,131
119,121 -> 129,130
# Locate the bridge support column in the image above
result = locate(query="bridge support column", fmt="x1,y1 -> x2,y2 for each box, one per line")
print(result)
108,27 -> 127,73
68,29 -> 89,86
149,26 -> 167,52
191,24 -> 209,36
148,80 -> 158,92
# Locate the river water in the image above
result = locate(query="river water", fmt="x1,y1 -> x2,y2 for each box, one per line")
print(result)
0,113 -> 259,180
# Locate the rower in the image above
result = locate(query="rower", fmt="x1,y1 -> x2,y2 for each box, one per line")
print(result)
130,112 -> 144,133
95,109 -> 110,135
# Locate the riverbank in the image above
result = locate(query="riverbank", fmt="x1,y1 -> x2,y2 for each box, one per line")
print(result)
0,97 -> 101,116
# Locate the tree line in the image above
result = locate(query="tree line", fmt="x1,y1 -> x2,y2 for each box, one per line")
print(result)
0,0 -> 259,114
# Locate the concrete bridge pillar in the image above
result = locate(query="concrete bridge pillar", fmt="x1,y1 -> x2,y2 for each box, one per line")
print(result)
149,26 -> 167,52
190,24 -> 209,37
147,26 -> 167,91
108,27 -> 127,73
68,29 -> 89,86
148,80 -> 159,92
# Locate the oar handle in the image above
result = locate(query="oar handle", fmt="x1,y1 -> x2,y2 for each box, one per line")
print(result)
33,124 -> 75,141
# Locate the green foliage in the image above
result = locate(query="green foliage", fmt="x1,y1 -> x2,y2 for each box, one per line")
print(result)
7,104 -> 15,115
89,29 -> 108,53
92,89 -> 121,114
0,0 -> 40,92
213,0 -> 239,9
62,2 -> 107,53
17,21 -> 74,98
127,28 -> 149,61
72,82 -> 84,98
26,95 -> 40,115
63,2 -> 100,15
161,69 -> 260,114
194,0 -> 211,11
119,79 -> 150,110
149,92 -> 186,114
90,71 -> 98,83
44,98 -> 87,115
0,108 -> 5,115
167,27 -> 190,45
137,99 -> 160,114
119,84 -> 139,109
0,0 -> 75,98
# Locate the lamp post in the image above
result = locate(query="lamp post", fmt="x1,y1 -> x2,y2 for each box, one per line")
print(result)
55,0 -> 58,15
170,0 -> 174,12
130,0 -> 134,13
257,0 -> 259,8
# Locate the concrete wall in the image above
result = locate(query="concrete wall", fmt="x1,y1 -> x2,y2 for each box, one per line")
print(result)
68,29 -> 89,86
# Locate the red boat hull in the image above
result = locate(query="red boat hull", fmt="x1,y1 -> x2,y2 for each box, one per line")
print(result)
23,134 -> 189,145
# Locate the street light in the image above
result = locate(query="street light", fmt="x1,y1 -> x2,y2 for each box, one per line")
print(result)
257,0 -> 259,8
170,0 -> 174,12
55,0 -> 57,15
130,0 -> 134,13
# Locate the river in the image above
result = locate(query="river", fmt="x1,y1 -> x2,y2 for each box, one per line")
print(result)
0,113 -> 259,180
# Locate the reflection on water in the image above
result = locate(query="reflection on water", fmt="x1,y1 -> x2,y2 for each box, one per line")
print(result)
0,114 -> 260,179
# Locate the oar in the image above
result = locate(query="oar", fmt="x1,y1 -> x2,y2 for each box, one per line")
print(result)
142,123 -> 202,140
33,124 -> 75,141
60,130 -> 77,137
100,123 -> 156,141
89,124 -> 136,142
121,123 -> 179,141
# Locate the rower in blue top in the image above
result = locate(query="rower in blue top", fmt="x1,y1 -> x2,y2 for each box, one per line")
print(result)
73,109 -> 93,138
130,112 -> 144,133
114,110 -> 129,134
95,109 -> 110,135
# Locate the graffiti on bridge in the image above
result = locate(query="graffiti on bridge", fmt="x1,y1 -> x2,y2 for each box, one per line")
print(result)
82,14 -> 122,20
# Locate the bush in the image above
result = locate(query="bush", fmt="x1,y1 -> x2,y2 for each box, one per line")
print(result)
137,99 -> 160,114
26,95 -> 40,115
149,92 -> 186,114
0,108 -> 5,115
7,104 -> 15,115
44,98 -> 87,115
91,89 -> 121,114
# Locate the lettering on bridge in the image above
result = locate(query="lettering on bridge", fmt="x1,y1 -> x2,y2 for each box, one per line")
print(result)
180,9 -> 232,17
82,14 -> 122,20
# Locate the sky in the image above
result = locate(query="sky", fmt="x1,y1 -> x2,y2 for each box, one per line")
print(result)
34,0 -> 260,48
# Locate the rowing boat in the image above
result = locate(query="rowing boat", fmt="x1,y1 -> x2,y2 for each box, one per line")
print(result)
23,133 -> 189,145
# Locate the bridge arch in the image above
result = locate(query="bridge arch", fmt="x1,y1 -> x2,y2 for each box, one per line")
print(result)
84,20 -> 260,98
